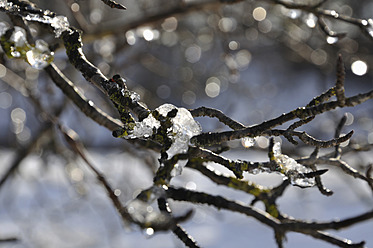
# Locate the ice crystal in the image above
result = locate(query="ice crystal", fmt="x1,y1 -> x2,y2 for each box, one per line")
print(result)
273,142 -> 315,187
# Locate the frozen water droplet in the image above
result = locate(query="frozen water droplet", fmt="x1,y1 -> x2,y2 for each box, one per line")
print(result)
34,39 -> 49,52
364,19 -> 373,38
11,27 -> 27,47
241,137 -> 255,148
145,227 -> 154,236
1,27 -> 53,68
329,10 -> 339,18
26,49 -> 53,69
326,36 -> 338,44
11,50 -> 21,57
24,13 -> 40,22
287,9 -> 301,19
305,13 -> 317,28
26,39 -> 54,69
125,186 -> 170,227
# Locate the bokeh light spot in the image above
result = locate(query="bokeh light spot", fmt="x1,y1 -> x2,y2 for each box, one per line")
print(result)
310,49 -> 327,65
71,3 -> 80,12
253,7 -> 266,21
125,31 -> 136,45
305,13 -> 317,28
161,17 -> 178,32
145,228 -> 154,236
143,29 -> 154,41
228,41 -> 239,50
11,107 -> 26,124
326,36 -> 339,44
218,17 -> 237,32
182,90 -> 196,105
156,85 -> 171,99
0,64 -> 6,78
0,92 -> 12,109
236,49 -> 252,69
90,9 -> 102,24
351,60 -> 368,76
185,45 -> 201,63
205,82 -> 220,98
258,19 -> 272,33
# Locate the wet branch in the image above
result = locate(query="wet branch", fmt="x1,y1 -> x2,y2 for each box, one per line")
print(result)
1,1 -> 373,248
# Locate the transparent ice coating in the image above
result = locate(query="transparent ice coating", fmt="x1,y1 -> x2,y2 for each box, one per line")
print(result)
0,22 -> 8,36
128,103 -> 201,154
11,26 -> 27,48
126,186 -> 170,227
123,103 -> 201,174
273,142 -> 315,187
131,114 -> 160,138
0,0 -> 70,38
241,137 -> 255,148
25,39 -> 54,69
24,14 -> 70,38
156,104 -> 202,158
1,25 -> 54,69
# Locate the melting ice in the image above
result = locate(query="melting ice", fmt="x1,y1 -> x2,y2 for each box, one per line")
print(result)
123,103 -> 202,175
156,104 -> 202,158
126,186 -> 171,228
273,142 -> 315,187
0,25 -> 54,69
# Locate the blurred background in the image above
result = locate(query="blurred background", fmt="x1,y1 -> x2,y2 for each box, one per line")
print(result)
0,0 -> 373,247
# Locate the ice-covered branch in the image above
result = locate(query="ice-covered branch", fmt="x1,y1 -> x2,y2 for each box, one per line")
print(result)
191,86 -> 372,147
100,0 -> 126,10
166,186 -> 372,247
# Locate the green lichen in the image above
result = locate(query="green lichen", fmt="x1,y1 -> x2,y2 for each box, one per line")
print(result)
264,202 -> 279,218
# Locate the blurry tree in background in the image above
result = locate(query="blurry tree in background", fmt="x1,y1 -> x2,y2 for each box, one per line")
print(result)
0,0 -> 373,247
